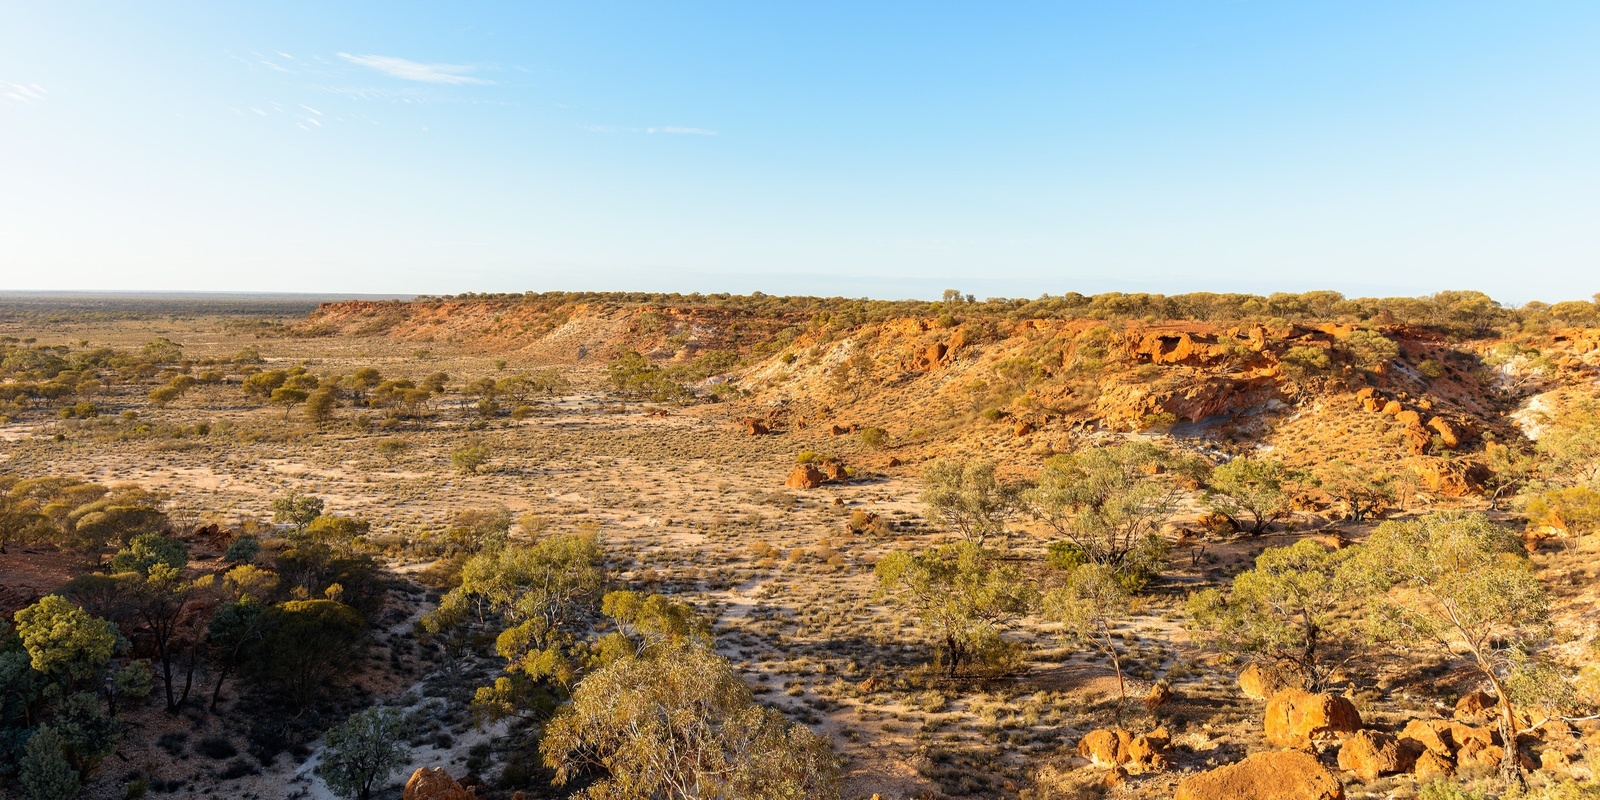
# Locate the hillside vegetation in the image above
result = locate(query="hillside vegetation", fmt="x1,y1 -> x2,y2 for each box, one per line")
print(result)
0,289 -> 1597,800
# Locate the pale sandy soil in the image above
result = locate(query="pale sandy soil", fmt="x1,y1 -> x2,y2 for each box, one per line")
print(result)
2,315 -> 1595,800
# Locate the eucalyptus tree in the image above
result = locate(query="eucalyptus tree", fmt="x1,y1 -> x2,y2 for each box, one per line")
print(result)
1341,512 -> 1551,787
1024,442 -> 1176,587
1187,538 -> 1357,691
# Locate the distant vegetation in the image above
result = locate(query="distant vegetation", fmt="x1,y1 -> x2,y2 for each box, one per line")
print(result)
409,288 -> 1600,335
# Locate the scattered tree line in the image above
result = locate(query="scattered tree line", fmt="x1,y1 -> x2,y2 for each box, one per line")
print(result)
877,438 -> 1600,786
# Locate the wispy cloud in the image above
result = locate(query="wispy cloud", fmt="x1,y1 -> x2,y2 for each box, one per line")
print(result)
338,53 -> 491,85
585,124 -> 719,136
648,126 -> 717,136
1,81 -> 47,106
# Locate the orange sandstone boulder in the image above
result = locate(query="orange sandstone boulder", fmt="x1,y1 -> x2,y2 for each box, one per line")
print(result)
912,343 -> 949,370
1428,416 -> 1462,449
1077,728 -> 1128,767
1238,663 -> 1297,701
1414,749 -> 1454,780
785,464 -> 826,489
1144,682 -> 1173,711
1399,718 -> 1456,758
1075,727 -> 1170,773
1453,691 -> 1498,722
1337,730 -> 1415,781
1448,721 -> 1499,750
1174,749 -> 1344,800
1265,689 -> 1363,748
403,768 -> 476,800
1456,739 -> 1507,774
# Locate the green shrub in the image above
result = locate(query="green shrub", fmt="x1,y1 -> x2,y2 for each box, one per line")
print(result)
1281,345 -> 1331,374
452,443 -> 492,475
224,536 -> 260,564
1044,541 -> 1088,572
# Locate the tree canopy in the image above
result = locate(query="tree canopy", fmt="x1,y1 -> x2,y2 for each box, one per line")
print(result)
542,643 -> 840,800
875,542 -> 1035,679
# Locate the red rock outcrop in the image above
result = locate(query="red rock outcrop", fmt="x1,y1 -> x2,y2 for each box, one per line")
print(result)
1143,682 -> 1173,711
1238,663 -> 1297,701
1428,416 -> 1462,449
1399,718 -> 1456,758
1453,691 -> 1497,722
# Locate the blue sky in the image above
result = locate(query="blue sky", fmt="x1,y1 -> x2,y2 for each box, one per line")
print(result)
2,2 -> 1597,302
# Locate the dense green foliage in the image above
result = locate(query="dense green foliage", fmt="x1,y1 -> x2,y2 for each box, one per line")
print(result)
1204,458 -> 1294,535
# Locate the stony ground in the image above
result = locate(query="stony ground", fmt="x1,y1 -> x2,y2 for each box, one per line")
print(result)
1,314 -> 1595,800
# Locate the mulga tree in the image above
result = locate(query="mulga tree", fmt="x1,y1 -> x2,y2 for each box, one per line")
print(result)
1205,457 -> 1295,535
424,533 -> 606,700
20,726 -> 80,800
1187,538 -> 1356,691
12,597 -> 127,789
1024,442 -> 1176,587
919,459 -> 1023,547
875,541 -> 1036,680
13,595 -> 123,696
1534,400 -> 1600,486
1480,441 -> 1538,511
1341,512 -> 1551,787
319,706 -> 412,800
1311,459 -> 1395,522
205,565 -> 278,710
247,599 -> 366,708
1043,564 -> 1134,719
542,642 -> 840,800
271,491 -> 324,533
473,590 -> 705,723
1343,329 -> 1400,371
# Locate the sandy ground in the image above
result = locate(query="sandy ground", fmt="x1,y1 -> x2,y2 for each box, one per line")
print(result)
3,315 -> 1595,800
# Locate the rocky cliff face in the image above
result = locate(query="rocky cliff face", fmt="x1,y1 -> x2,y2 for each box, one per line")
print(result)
293,296 -> 1600,502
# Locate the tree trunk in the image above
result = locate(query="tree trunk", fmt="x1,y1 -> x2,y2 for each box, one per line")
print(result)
1299,611 -> 1320,691
945,635 -> 964,680
210,663 -> 231,711
1480,664 -> 1525,790
176,637 -> 200,710
1110,650 -> 1126,723
159,638 -> 178,713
